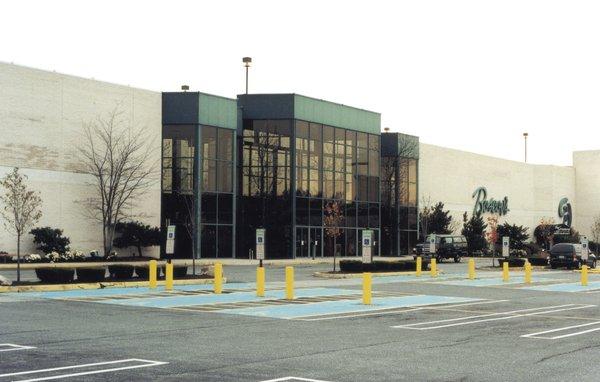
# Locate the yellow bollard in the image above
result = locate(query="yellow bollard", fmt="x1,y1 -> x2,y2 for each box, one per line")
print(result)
285,266 -> 294,300
582,265 -> 588,286
214,262 -> 223,294
149,260 -> 157,289
256,266 -> 265,297
416,257 -> 422,277
468,258 -> 476,280
165,262 -> 174,291
363,272 -> 372,305
430,258 -> 437,277
524,261 -> 532,284
502,261 -> 509,282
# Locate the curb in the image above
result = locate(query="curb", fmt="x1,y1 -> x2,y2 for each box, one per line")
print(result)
0,277 -> 222,293
313,271 -> 445,279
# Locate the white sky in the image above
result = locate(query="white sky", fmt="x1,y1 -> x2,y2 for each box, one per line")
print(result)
2,0 -> 599,166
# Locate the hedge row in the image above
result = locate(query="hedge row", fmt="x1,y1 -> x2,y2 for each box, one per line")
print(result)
34,265 -> 188,284
339,260 -> 427,273
497,257 -> 548,267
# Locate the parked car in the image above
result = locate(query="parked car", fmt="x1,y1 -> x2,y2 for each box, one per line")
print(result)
413,235 -> 468,263
549,243 -> 597,269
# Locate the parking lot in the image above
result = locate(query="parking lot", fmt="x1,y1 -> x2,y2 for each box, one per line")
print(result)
2,259 -> 600,381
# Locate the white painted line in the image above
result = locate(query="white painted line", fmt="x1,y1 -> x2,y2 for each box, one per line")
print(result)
260,377 -> 333,382
392,304 -> 596,330
0,343 -> 36,352
296,299 -> 509,321
0,358 -> 167,381
522,321 -> 600,340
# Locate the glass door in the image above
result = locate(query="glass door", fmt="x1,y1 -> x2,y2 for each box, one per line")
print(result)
310,228 -> 322,258
296,227 -> 309,257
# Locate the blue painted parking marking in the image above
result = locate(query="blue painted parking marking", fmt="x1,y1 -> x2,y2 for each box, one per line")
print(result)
95,287 -> 360,308
435,277 -> 530,287
32,282 -> 254,299
216,295 -> 480,319
522,281 -> 600,293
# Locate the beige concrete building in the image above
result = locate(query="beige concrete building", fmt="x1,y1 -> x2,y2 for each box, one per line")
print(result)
1,61 -> 599,256
0,62 -> 162,256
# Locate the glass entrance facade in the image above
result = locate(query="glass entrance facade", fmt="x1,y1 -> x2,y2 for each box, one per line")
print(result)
162,92 -> 417,259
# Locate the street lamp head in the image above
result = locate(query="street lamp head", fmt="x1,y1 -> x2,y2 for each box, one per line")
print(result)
243,57 -> 252,67
181,85 -> 189,92
383,127 -> 390,132
523,132 -> 528,138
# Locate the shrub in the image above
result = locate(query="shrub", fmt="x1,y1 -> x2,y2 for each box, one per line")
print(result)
496,223 -> 529,249
30,227 -> 70,254
461,213 -> 487,253
35,268 -> 75,283
339,260 -> 424,273
108,264 -> 135,279
113,221 -> 161,257
76,267 -> 106,282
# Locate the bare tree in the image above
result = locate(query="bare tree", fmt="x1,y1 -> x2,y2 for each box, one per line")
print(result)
324,201 -> 344,272
0,167 -> 43,282
78,107 -> 158,256
419,196 -> 433,239
591,215 -> 600,246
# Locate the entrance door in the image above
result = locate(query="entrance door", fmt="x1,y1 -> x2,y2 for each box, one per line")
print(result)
310,228 -> 322,258
296,227 -> 309,257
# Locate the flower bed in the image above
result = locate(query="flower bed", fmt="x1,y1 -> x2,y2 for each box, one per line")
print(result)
35,268 -> 75,283
339,259 -> 425,273
107,264 -> 135,280
76,267 -> 106,282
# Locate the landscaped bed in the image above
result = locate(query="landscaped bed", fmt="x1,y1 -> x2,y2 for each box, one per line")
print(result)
337,259 -> 429,273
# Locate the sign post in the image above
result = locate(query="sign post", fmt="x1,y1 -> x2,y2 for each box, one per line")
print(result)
166,225 -> 176,263
428,235 -> 436,255
362,230 -> 373,264
256,228 -> 265,267
581,235 -> 589,261
502,236 -> 509,258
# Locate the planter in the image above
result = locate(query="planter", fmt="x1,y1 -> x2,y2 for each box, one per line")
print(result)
76,267 -> 106,283
135,266 -> 161,279
497,258 -> 526,267
107,264 -> 135,280
35,268 -> 75,283
160,265 -> 188,278
339,260 -> 423,273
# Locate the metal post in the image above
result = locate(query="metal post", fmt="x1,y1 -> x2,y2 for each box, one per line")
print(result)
523,132 -> 528,163
245,66 -> 249,95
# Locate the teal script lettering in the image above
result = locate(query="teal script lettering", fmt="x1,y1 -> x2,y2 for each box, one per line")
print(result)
472,187 -> 509,217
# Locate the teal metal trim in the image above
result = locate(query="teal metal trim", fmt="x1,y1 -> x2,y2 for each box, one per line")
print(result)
293,94 -> 380,135
198,93 -> 237,130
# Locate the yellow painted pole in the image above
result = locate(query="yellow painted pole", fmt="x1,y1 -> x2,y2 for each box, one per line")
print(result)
416,257 -> 422,277
502,261 -> 509,282
149,260 -> 157,289
214,262 -> 223,294
430,258 -> 437,277
363,272 -> 372,305
165,262 -> 174,291
468,258 -> 476,280
582,265 -> 588,286
524,261 -> 532,284
285,266 -> 294,300
256,266 -> 265,297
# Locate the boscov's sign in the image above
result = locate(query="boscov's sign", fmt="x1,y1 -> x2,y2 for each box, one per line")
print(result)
472,187 -> 509,217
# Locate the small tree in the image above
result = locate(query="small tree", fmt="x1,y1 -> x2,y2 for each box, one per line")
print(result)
496,223 -> 529,250
113,221 -> 161,257
485,215 -> 499,266
534,217 -> 556,250
461,212 -> 487,254
420,201 -> 452,240
0,168 -> 43,282
591,215 -> 600,251
324,201 -> 343,272
30,227 -> 70,254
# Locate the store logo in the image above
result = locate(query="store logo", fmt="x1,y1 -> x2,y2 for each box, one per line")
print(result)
558,197 -> 572,227
472,187 -> 509,217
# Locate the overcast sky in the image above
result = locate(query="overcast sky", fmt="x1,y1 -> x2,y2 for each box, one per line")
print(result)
3,0 -> 599,165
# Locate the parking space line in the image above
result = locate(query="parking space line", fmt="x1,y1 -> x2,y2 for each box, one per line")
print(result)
296,299 -> 509,321
392,304 -> 596,330
0,358 -> 167,381
0,343 -> 36,352
521,321 -> 600,340
260,377 -> 333,382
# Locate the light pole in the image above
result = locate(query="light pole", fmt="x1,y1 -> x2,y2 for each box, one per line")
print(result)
523,132 -> 528,163
243,57 -> 252,94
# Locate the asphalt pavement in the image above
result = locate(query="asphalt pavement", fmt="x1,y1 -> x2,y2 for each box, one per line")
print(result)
2,258 -> 600,381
